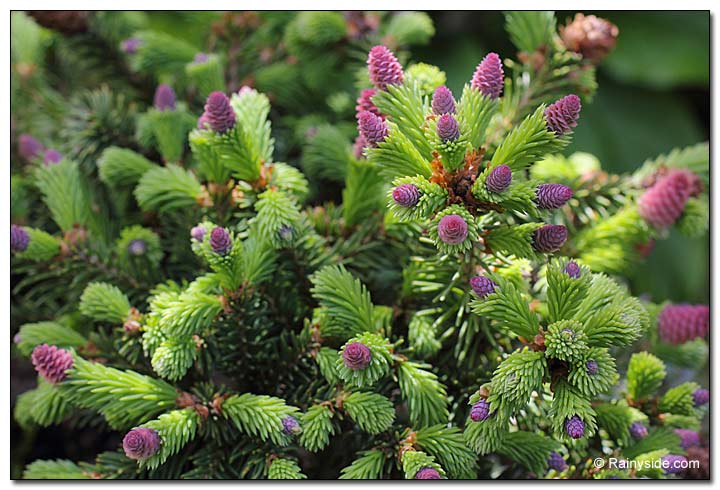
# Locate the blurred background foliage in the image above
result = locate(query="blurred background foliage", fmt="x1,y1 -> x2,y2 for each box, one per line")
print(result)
417,11 -> 709,305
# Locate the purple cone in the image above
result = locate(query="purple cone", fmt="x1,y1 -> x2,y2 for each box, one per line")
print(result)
352,134 -> 368,159
128,239 -> 147,256
693,388 -> 709,407
342,342 -> 372,370
662,455 -> 687,474
191,225 -> 206,242
197,112 -> 211,130
392,184 -> 420,208
436,114 -> 459,142
282,415 -> 302,436
123,427 -> 161,461
470,276 -> 496,299
536,184 -> 573,209
471,52 -> 504,99
486,164 -> 512,193
153,84 -> 176,111
121,37 -> 142,55
367,45 -> 404,90
585,360 -> 599,375
638,169 -> 701,229
355,88 -> 382,118
357,110 -> 388,145
209,227 -> 232,255
11,224 -> 30,252
629,422 -> 648,439
43,149 -> 62,166
564,261 -> 581,278
533,224 -> 568,253
545,95 -> 582,135
431,86 -> 456,115
675,429 -> 701,450
547,451 -> 568,471
565,415 -> 585,439
18,134 -> 44,160
204,91 -> 236,133
415,467 -> 441,479
658,304 -> 709,345
470,399 -> 491,422
437,214 -> 468,245
31,344 -> 74,384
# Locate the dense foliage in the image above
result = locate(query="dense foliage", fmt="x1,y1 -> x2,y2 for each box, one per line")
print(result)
10,11 -> 709,480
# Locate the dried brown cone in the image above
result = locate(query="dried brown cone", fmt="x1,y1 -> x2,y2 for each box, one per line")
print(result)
560,13 -> 619,64
27,11 -> 89,35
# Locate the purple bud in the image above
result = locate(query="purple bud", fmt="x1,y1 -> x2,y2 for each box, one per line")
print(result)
585,360 -> 599,375
31,344 -> 74,384
367,45 -> 404,90
547,451 -> 568,472
693,388 -> 709,407
431,86 -> 456,115
197,112 -> 210,130
277,224 -> 294,243
352,134 -> 368,159
121,38 -> 142,55
209,226 -> 232,255
282,415 -> 302,436
43,149 -> 62,166
638,169 -> 702,229
11,224 -> 30,252
355,88 -> 382,118
564,261 -> 581,278
357,110 -> 388,145
193,52 -> 209,63
204,91 -> 236,133
485,164 -> 512,193
565,415 -> 585,439
629,422 -> 648,439
191,226 -> 206,242
533,224 -> 568,253
675,429 -> 701,450
415,467 -> 441,479
13,333 -> 22,344
153,84 -> 176,111
436,114 -> 460,142
536,184 -> 573,209
437,214 -> 468,245
18,134 -> 44,160
471,52 -> 504,99
342,342 -> 372,370
470,276 -> 496,299
658,304 -> 709,345
123,427 -> 161,461
545,95 -> 582,135
392,184 -> 420,208
661,455 -> 687,474
470,399 -> 491,422
128,239 -> 147,256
